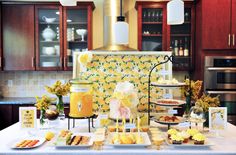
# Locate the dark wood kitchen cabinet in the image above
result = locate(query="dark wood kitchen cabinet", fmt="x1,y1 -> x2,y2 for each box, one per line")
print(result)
0,105 -> 13,130
136,1 -> 195,71
202,0 -> 236,50
2,5 -> 35,71
0,4 -> 2,71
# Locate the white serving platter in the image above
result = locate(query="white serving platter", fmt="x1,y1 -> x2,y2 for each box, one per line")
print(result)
166,139 -> 214,147
11,137 -> 45,149
154,99 -> 186,106
106,132 -> 151,147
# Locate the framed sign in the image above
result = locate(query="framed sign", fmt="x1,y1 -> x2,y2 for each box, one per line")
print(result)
19,107 -> 37,130
209,107 -> 227,131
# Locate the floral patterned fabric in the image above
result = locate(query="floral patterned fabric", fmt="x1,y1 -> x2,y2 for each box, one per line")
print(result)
77,54 -> 168,112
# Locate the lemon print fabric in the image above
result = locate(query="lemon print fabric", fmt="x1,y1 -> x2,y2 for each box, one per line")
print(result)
78,55 -> 165,112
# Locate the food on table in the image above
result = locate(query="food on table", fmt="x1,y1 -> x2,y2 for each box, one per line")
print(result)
68,135 -> 90,145
108,126 -> 116,132
69,80 -> 93,117
159,116 -> 180,123
155,78 -> 180,85
111,133 -> 144,144
177,131 -> 190,143
167,128 -> 178,138
15,140 -> 39,148
55,130 -> 72,145
94,135 -> 105,146
141,126 -> 149,132
152,136 -> 164,146
156,99 -> 184,105
192,133 -> 206,145
45,105 -> 59,120
45,131 -> 55,141
109,82 -> 138,119
186,129 -> 199,139
170,134 -> 184,144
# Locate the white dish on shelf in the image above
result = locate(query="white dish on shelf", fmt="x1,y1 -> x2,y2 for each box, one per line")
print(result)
42,47 -> 56,55
42,16 -> 56,23
106,132 -> 151,147
11,137 -> 45,149
41,62 -> 58,67
154,99 -> 186,106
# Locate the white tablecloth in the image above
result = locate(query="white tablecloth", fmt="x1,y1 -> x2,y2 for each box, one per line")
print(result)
0,119 -> 236,155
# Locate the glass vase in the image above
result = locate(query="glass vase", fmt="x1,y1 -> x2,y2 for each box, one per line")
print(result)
183,95 -> 191,120
40,109 -> 46,126
56,95 -> 65,119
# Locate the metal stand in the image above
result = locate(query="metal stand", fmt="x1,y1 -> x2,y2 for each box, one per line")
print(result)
67,114 -> 97,132
148,55 -> 173,125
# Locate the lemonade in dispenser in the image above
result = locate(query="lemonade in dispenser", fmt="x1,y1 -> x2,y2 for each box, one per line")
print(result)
69,79 -> 93,118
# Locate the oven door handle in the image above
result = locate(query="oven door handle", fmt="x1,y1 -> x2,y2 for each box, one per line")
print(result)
206,90 -> 236,94
207,67 -> 236,71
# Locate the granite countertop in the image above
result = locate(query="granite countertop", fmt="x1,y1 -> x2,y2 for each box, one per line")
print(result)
0,97 -> 70,105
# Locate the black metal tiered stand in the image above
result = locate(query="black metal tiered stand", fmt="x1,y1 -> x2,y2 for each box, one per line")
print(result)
147,55 -> 173,125
67,114 -> 97,132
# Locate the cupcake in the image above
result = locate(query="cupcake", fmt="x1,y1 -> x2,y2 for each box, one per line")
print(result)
141,126 -> 149,132
186,129 -> 199,139
108,126 -> 116,132
170,134 -> 184,144
178,131 -> 190,143
192,133 -> 206,145
167,128 -> 178,138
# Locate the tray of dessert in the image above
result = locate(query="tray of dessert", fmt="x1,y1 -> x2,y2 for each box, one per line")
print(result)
154,99 -> 186,106
11,137 -> 45,149
151,78 -> 186,88
166,128 -> 214,147
106,132 -> 151,147
155,116 -> 185,125
53,130 -> 93,148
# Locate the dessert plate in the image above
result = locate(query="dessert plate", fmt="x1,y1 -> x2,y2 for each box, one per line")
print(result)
11,137 -> 45,149
106,132 -> 151,147
154,99 -> 186,106
155,116 -> 186,125
151,82 -> 186,88
166,139 -> 214,147
54,133 -> 93,148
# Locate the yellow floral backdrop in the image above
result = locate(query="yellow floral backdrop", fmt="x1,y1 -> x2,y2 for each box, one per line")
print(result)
78,55 -> 167,112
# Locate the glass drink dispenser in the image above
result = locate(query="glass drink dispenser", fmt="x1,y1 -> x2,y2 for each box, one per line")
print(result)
69,79 -> 93,118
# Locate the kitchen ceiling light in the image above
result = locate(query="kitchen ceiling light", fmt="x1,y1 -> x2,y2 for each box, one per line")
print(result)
167,0 -> 184,25
59,0 -> 77,6
114,0 -> 129,45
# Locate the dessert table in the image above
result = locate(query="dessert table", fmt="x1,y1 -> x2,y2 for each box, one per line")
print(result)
0,119 -> 236,155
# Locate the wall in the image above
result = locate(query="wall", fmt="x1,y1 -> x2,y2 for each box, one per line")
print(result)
0,71 -> 72,97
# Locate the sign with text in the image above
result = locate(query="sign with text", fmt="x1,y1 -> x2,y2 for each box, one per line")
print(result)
19,107 -> 37,130
209,107 -> 227,131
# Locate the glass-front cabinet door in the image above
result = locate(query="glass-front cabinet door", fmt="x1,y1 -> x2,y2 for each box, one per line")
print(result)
64,7 -> 90,70
168,6 -> 194,71
35,6 -> 63,70
141,7 -> 165,51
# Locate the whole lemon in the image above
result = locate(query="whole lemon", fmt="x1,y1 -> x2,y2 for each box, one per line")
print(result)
45,131 -> 55,141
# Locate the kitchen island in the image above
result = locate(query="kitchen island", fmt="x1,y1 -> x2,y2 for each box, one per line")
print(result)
0,119 -> 236,155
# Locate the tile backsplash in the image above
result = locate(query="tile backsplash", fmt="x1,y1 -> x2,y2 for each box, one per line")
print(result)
0,71 -> 72,97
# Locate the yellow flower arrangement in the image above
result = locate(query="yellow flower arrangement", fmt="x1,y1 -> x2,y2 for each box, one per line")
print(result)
35,95 -> 56,111
196,94 -> 220,112
45,81 -> 71,96
181,79 -> 203,101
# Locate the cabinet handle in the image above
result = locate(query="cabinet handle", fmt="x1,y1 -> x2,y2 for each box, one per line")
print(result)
233,34 -> 235,46
0,57 -> 1,68
60,57 -> 63,67
32,57 -> 35,68
64,57 -> 66,68
228,34 -> 231,46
